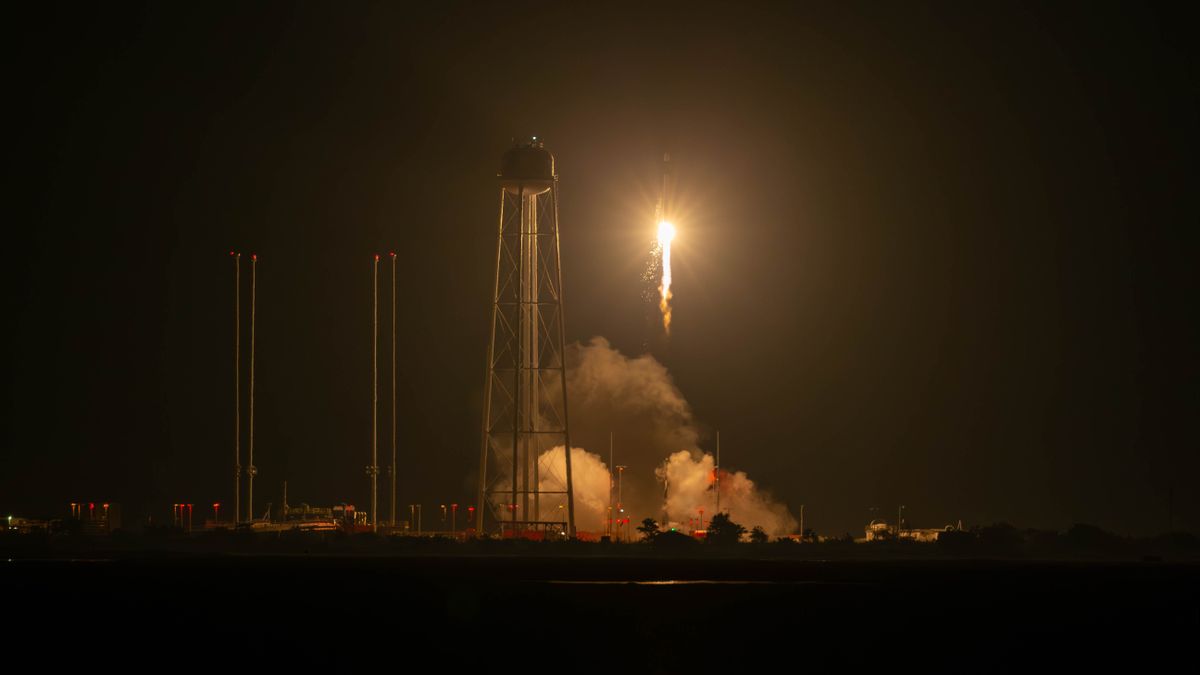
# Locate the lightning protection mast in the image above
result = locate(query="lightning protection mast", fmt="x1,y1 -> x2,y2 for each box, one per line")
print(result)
231,251 -> 241,525
477,138 -> 576,539
368,254 -> 380,532
246,253 -> 258,523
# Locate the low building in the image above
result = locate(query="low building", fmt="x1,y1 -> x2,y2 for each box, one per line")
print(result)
6,516 -> 51,534
863,520 -> 958,542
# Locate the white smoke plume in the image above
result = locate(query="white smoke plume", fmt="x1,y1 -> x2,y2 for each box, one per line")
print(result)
658,450 -> 798,536
561,336 -> 797,536
537,446 -> 612,533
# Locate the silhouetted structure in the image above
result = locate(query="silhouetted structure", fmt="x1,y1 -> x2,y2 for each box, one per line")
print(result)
477,139 -> 576,538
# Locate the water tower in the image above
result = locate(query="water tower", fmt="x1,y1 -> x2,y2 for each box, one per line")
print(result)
477,138 -> 576,537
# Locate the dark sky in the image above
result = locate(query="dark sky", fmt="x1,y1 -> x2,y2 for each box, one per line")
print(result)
4,2 -> 1195,535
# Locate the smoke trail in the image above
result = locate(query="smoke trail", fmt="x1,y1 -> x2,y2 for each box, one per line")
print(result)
561,337 -> 796,536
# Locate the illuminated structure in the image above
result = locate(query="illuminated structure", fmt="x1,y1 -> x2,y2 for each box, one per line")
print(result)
862,519 -> 959,542
69,502 -> 120,534
477,138 -> 576,538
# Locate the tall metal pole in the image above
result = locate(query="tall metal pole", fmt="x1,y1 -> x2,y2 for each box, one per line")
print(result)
247,254 -> 257,523
608,432 -> 614,537
663,465 -> 669,530
390,252 -> 397,527
370,255 -> 379,532
232,252 -> 241,525
715,430 -> 721,515
616,465 -> 627,541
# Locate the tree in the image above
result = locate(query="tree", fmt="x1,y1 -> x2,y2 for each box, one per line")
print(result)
637,517 -> 661,542
705,512 -> 746,545
976,522 -> 1023,554
749,526 -> 769,544
653,529 -> 698,549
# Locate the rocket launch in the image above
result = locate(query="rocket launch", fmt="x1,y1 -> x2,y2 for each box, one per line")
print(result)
656,153 -> 676,335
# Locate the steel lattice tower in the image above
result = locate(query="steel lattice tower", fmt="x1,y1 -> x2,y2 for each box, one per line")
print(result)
477,138 -> 576,538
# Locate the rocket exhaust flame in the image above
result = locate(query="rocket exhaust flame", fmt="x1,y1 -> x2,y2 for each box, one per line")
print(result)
657,220 -> 675,334
652,152 -> 676,337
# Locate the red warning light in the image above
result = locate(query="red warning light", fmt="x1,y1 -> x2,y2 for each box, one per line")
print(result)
374,254 -> 380,260
389,252 -> 396,257
251,254 -> 257,261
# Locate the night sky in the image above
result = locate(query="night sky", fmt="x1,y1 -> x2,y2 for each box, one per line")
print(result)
4,2 -> 1195,535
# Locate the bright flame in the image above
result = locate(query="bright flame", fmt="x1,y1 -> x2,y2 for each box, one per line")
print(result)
657,220 -> 675,334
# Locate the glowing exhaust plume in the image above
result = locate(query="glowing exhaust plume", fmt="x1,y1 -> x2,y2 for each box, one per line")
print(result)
657,220 -> 676,334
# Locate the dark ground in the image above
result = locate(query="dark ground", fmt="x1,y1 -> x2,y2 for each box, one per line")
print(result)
4,552 -> 1195,669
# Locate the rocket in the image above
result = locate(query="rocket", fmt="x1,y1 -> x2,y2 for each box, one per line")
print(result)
655,152 -> 675,226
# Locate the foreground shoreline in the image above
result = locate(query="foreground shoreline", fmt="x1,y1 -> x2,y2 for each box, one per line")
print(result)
5,553 -> 1196,667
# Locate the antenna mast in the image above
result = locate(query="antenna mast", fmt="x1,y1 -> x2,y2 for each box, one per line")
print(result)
608,432 -> 614,537
247,254 -> 258,523
232,252 -> 241,525
715,430 -> 721,515
390,252 -> 398,527
369,255 -> 380,532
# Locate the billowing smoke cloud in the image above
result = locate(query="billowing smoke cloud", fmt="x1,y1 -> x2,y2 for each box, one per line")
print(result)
567,337 -> 699,452
658,450 -> 797,536
537,446 -> 611,533
564,337 -> 698,523
561,336 -> 796,536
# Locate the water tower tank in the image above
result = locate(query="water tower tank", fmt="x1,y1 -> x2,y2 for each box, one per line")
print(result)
500,138 -> 555,195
